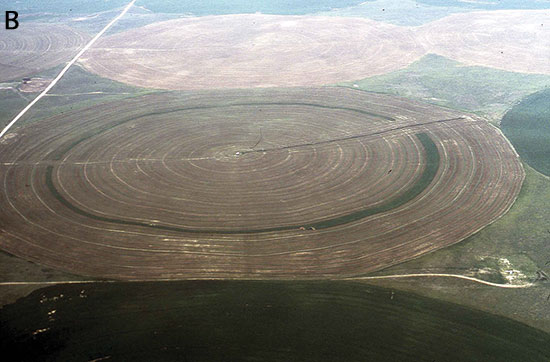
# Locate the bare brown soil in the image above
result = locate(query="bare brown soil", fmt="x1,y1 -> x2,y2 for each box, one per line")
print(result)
0,24 -> 89,82
416,10 -> 550,75
79,11 -> 550,90
0,88 -> 524,279
79,14 -> 425,89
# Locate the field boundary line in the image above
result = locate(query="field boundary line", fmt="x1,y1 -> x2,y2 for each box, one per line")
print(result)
0,273 -> 534,289
0,0 -> 136,139
347,273 -> 533,288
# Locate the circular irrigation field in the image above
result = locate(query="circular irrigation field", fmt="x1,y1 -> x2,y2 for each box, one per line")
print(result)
0,24 -> 89,82
79,14 -> 424,89
0,88 -> 524,279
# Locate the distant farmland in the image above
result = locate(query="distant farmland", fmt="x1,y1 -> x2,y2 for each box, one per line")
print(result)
78,14 -> 426,89
79,11 -> 550,90
0,88 -> 523,279
0,24 -> 89,82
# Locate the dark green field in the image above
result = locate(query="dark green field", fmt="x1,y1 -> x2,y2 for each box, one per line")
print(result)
1,281 -> 549,362
501,89 -> 550,176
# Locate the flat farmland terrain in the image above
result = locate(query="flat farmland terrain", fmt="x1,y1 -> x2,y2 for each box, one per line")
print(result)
416,10 -> 550,74
0,88 -> 523,279
78,11 -> 550,90
0,24 -> 89,82
79,14 -> 425,89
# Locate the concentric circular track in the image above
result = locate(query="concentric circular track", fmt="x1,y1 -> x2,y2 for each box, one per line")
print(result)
0,24 -> 89,82
79,14 -> 425,89
0,88 -> 524,279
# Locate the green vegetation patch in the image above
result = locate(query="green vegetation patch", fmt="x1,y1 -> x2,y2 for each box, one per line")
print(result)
0,65 -> 156,132
417,0 -> 550,10
1,281 -> 549,361
18,0 -> 366,16
340,54 -> 550,122
501,89 -> 550,176
139,0 -> 366,15
319,0 -> 550,25
0,88 -> 37,131
20,1 -> 369,33
317,0 -> 470,26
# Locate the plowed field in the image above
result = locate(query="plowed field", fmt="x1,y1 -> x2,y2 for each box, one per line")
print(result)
0,24 -> 89,82
0,88 -> 524,279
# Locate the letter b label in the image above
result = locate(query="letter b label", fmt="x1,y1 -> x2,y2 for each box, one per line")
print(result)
6,11 -> 19,30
